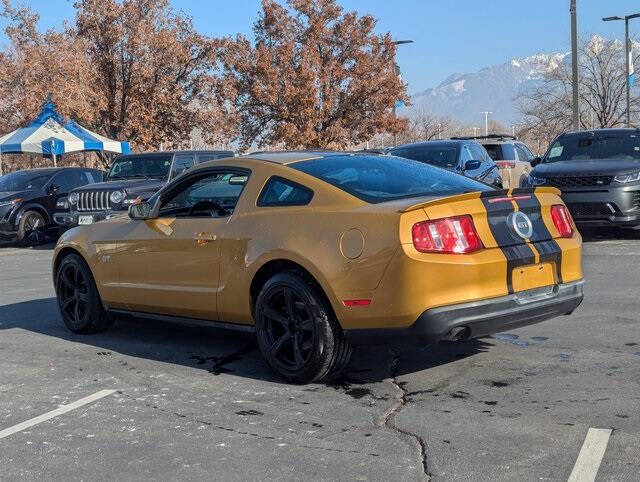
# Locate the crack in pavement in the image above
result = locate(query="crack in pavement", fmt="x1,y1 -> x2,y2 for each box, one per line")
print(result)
378,350 -> 431,480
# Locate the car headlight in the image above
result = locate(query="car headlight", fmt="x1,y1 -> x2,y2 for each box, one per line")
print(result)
0,198 -> 22,208
68,192 -> 79,205
614,172 -> 640,183
109,190 -> 125,204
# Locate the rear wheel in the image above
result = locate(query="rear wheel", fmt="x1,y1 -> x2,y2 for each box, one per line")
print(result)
18,210 -> 46,246
55,253 -> 112,334
255,272 -> 351,383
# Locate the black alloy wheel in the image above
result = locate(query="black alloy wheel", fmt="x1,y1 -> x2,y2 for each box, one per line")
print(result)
255,272 -> 352,383
262,285 -> 316,371
55,253 -> 112,334
19,211 -> 46,246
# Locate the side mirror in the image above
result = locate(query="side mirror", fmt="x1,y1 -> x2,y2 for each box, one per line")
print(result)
463,160 -> 482,171
531,157 -> 542,167
128,201 -> 152,220
47,184 -> 60,195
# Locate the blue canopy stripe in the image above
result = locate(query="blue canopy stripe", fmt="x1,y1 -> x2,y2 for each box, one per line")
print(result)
0,99 -> 130,156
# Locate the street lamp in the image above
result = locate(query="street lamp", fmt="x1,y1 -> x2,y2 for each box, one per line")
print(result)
570,0 -> 579,130
480,111 -> 493,136
603,13 -> 640,127
392,39 -> 414,146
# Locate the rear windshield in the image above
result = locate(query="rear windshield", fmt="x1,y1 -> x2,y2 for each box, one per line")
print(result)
483,143 -> 516,161
292,155 -> 492,203
389,145 -> 458,169
107,154 -> 173,179
545,132 -> 640,162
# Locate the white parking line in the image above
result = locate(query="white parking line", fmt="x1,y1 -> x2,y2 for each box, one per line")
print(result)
567,428 -> 612,482
0,389 -> 117,440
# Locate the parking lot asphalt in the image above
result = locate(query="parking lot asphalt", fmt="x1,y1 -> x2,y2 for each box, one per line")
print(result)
0,232 -> 639,481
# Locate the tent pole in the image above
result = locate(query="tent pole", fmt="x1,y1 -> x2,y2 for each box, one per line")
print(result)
0,150 -> 3,176
53,153 -> 57,168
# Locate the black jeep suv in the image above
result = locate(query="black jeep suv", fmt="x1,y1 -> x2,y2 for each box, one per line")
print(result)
527,129 -> 640,227
55,150 -> 233,228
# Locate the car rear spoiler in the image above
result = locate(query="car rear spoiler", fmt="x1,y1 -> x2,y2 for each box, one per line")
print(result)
399,187 -> 561,213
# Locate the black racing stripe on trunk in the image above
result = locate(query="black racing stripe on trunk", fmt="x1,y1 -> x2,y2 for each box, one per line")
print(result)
534,240 -> 564,284
512,193 -> 564,283
480,195 -> 535,294
503,244 -> 536,294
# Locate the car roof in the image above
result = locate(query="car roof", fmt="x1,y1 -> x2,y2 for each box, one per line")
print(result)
390,140 -> 467,150
7,167 -> 89,175
117,150 -> 234,158
239,151 -> 348,165
559,128 -> 640,138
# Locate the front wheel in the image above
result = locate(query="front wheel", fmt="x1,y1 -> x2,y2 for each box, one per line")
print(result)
255,272 -> 351,383
18,210 -> 46,246
55,253 -> 112,334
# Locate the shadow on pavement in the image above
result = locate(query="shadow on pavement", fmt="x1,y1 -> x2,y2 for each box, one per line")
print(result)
0,297 -> 492,385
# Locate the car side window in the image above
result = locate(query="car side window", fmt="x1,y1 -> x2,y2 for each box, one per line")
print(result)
469,143 -> 488,161
170,155 -> 195,178
257,176 -> 313,207
50,170 -> 85,193
159,170 -> 249,217
460,145 -> 474,163
517,143 -> 534,161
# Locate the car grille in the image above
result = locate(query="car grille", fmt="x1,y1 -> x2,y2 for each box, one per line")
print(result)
545,175 -> 613,188
77,191 -> 112,211
566,202 -> 614,218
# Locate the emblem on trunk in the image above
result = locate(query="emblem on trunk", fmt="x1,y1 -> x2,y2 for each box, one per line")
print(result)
508,211 -> 533,239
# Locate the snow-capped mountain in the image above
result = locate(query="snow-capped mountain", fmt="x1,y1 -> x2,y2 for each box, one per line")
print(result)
403,52 -> 570,125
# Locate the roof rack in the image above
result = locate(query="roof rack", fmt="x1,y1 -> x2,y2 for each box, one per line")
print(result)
450,134 -> 517,141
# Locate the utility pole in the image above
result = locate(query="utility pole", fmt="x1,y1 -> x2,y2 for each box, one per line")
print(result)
391,39 -> 414,146
473,127 -> 480,137
570,0 -> 580,130
603,13 -> 640,127
480,111 -> 492,136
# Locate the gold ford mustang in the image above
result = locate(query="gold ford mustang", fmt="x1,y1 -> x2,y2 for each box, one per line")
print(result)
52,152 -> 584,383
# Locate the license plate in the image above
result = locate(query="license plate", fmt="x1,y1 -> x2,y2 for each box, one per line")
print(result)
512,263 -> 555,293
78,215 -> 94,225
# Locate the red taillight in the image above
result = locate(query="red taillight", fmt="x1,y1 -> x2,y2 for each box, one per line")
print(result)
496,161 -> 516,169
343,299 -> 371,307
412,215 -> 483,254
551,204 -> 574,238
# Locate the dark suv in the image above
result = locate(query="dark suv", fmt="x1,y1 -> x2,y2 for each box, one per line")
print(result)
527,128 -> 640,227
388,140 -> 502,187
0,167 -> 103,244
56,150 -> 234,228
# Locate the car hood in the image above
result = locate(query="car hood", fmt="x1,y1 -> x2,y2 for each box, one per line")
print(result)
534,159 -> 640,176
0,190 -> 41,202
73,178 -> 165,195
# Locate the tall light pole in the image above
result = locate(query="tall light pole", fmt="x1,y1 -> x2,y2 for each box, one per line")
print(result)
391,39 -> 414,146
480,111 -> 492,136
570,0 -> 580,130
603,13 -> 640,127
473,127 -> 480,137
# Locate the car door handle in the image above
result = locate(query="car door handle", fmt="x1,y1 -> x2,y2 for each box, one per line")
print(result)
194,232 -> 216,245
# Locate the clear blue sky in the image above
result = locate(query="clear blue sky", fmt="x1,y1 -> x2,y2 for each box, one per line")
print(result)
2,0 -> 640,92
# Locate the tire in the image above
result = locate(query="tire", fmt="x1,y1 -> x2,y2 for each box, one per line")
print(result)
255,272 -> 352,384
55,253 -> 113,334
517,174 -> 528,188
18,210 -> 46,246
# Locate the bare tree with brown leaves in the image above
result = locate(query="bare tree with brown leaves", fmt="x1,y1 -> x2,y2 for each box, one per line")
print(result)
519,36 -> 640,145
218,0 -> 408,150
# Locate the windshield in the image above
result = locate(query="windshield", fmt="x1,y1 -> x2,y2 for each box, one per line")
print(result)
545,133 -> 640,162
390,145 -> 459,169
0,171 -> 52,191
292,155 -> 492,203
107,155 -> 173,179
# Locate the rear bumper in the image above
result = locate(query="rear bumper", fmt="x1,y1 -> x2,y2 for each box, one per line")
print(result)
345,280 -> 583,344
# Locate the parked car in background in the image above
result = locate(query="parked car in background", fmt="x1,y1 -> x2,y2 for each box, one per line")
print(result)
388,140 -> 502,187
0,167 -> 103,245
526,128 -> 640,228
53,152 -> 583,383
55,150 -> 234,228
456,134 -> 536,188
